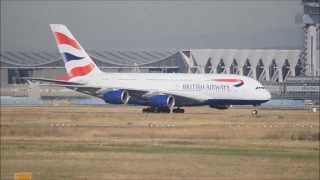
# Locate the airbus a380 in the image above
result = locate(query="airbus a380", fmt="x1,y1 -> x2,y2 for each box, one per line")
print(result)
29,24 -> 271,113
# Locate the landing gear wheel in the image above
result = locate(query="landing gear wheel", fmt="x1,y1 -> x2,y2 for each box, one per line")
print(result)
251,109 -> 258,116
163,108 -> 171,113
142,107 -> 171,113
142,107 -> 151,113
173,108 -> 185,113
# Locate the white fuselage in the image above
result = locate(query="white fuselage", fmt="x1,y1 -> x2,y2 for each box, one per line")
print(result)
73,72 -> 271,106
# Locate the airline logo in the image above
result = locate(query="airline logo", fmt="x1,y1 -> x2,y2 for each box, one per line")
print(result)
56,63 -> 95,81
70,63 -> 95,77
54,32 -> 81,50
54,32 -> 84,62
213,79 -> 244,87
51,25 -> 96,80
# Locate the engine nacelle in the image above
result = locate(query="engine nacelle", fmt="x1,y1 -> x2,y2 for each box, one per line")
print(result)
103,90 -> 130,104
150,95 -> 175,108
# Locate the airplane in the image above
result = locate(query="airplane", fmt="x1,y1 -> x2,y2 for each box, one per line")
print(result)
28,24 -> 271,113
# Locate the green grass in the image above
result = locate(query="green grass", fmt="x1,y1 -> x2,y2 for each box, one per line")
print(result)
2,140 -> 318,160
1,106 -> 319,180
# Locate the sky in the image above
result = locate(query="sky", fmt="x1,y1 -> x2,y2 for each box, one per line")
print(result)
1,0 -> 303,51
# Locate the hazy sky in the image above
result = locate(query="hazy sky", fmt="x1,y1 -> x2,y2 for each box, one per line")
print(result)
1,0 -> 303,51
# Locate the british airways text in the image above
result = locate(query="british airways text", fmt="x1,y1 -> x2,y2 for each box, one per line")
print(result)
182,84 -> 231,92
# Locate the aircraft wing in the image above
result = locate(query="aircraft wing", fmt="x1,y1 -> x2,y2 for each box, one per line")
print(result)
25,78 -> 102,97
26,78 -> 203,105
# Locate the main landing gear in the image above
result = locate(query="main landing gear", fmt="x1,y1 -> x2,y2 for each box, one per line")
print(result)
142,107 -> 185,113
142,107 -> 170,113
172,108 -> 185,113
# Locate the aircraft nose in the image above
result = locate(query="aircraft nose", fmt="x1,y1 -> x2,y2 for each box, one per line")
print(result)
264,90 -> 271,100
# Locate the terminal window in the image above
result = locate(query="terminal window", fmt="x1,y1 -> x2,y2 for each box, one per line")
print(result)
8,69 -> 33,84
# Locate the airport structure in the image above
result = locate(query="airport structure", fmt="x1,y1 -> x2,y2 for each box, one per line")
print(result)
301,0 -> 320,77
0,49 -> 306,83
0,0 -> 319,103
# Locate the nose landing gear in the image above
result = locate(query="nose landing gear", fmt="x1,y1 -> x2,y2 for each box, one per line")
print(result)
251,109 -> 258,116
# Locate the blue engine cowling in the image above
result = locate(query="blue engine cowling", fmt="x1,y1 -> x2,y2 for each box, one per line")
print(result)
150,95 -> 175,108
103,90 -> 130,104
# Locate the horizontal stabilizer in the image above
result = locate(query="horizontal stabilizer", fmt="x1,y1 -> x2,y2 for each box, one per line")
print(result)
22,77 -> 83,85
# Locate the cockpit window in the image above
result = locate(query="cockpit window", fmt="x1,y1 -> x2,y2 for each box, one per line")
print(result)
256,86 -> 265,89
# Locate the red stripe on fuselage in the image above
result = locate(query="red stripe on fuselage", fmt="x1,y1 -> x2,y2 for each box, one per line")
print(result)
213,79 -> 242,83
54,32 -> 81,50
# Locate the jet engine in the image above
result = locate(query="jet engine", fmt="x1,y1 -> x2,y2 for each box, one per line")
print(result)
150,95 -> 175,108
103,90 -> 130,104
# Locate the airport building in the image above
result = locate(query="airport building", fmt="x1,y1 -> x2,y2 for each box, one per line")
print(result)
0,49 -> 306,84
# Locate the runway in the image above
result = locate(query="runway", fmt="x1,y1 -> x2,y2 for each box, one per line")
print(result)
1,105 -> 319,180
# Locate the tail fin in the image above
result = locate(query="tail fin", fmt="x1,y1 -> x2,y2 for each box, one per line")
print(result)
50,24 -> 101,79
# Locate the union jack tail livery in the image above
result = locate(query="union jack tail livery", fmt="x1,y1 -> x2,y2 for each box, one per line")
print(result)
50,24 -> 101,80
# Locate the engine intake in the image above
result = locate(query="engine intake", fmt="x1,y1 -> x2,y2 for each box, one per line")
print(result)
103,90 -> 130,104
150,95 -> 175,109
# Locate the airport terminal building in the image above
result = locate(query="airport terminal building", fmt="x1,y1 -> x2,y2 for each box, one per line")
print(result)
0,49 -> 308,84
